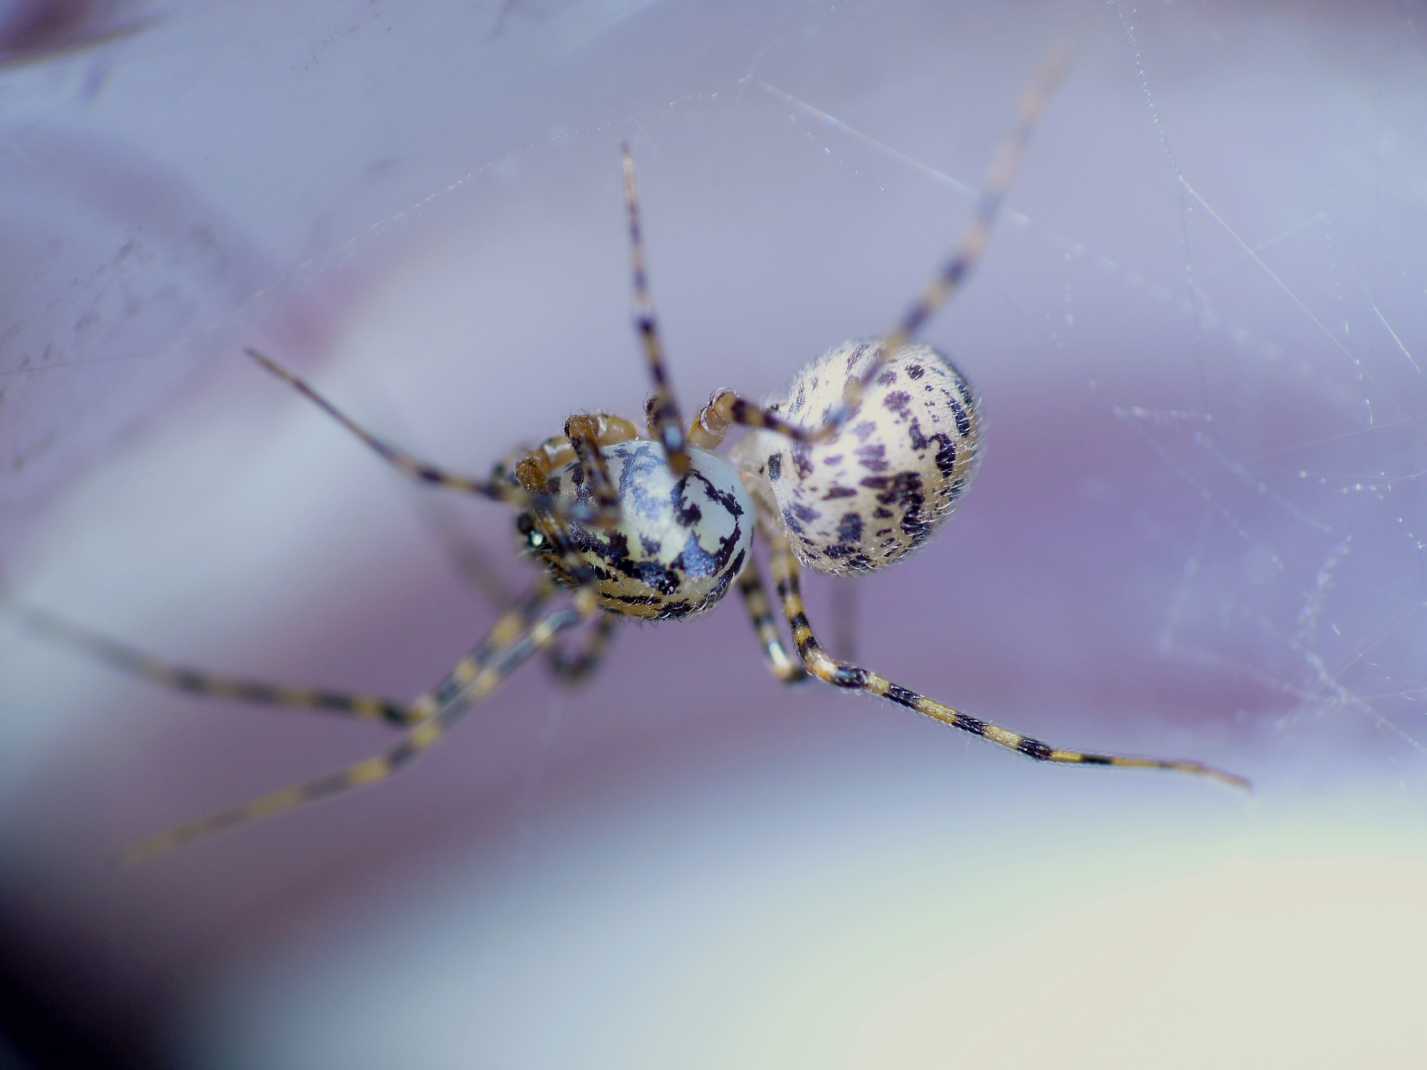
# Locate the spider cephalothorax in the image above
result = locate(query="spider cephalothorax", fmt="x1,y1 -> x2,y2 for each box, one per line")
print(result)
25,53 -> 1246,864
523,437 -> 753,621
733,340 -> 982,576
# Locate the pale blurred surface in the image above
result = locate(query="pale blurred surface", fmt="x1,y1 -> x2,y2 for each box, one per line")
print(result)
2,0 -> 1425,1066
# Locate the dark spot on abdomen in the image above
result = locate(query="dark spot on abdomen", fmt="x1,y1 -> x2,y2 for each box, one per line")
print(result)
883,390 -> 912,418
856,444 -> 888,472
948,396 -> 971,438
837,512 -> 863,544
934,436 -> 957,477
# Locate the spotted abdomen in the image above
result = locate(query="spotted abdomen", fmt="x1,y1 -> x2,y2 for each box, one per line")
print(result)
733,340 -> 982,575
540,440 -> 753,621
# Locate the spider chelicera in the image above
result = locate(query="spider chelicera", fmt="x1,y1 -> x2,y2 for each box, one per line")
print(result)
24,54 -> 1248,862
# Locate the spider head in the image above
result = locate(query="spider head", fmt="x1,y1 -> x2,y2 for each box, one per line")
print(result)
523,439 -> 754,621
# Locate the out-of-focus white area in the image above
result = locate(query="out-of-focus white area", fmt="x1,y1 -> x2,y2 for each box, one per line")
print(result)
191,765 -> 1424,1069
2,0 -> 1425,1065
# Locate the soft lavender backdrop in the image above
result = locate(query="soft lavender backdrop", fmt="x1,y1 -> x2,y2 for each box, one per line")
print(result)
2,1 -> 1424,1067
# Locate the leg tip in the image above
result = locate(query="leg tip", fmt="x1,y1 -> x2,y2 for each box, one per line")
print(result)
1217,769 -> 1254,793
246,347 -> 309,390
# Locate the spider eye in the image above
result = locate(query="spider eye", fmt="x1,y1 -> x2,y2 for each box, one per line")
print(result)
515,514 -> 547,551
514,513 -> 545,550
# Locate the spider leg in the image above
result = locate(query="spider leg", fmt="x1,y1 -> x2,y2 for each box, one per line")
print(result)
516,414 -> 636,529
685,388 -> 825,450
736,557 -> 807,684
122,583 -> 601,863
17,580 -> 567,731
621,144 -> 693,478
765,528 -> 1250,789
414,506 -> 621,686
411,413 -> 632,685
563,415 -> 624,515
455,569 -> 616,686
18,604 -> 421,728
682,49 -> 1070,453
247,348 -> 624,527
545,612 -> 620,685
246,348 -> 522,501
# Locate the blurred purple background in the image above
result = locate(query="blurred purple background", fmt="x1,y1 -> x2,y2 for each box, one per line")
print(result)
2,1 -> 1425,1066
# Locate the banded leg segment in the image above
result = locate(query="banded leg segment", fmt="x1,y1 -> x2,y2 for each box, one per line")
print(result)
565,418 -> 621,517
546,612 -> 619,684
683,51 -> 1070,454
766,531 -> 1249,789
621,144 -> 692,477
736,558 -> 806,684
490,576 -> 618,685
418,512 -> 621,687
397,414 -> 632,689
19,605 -> 417,728
246,348 -> 521,501
123,585 -> 600,863
23,581 -> 610,728
515,414 -> 636,528
687,389 -> 822,451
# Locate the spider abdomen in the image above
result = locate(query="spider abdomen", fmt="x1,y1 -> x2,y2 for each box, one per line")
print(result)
734,340 -> 982,576
547,440 -> 753,621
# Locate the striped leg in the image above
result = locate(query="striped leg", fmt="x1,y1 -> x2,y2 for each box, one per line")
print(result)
19,604 -> 420,728
515,414 -> 636,531
564,415 -> 625,516
766,531 -> 1250,789
683,50 -> 1070,453
402,412 -> 632,688
545,612 -> 619,684
736,558 -> 807,684
246,348 -> 522,502
500,577 -> 618,685
123,585 -> 600,863
621,144 -> 693,478
417,509 -> 621,687
686,388 -> 825,450
248,349 -> 622,529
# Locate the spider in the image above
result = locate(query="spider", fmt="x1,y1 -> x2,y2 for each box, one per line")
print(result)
23,54 -> 1248,863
